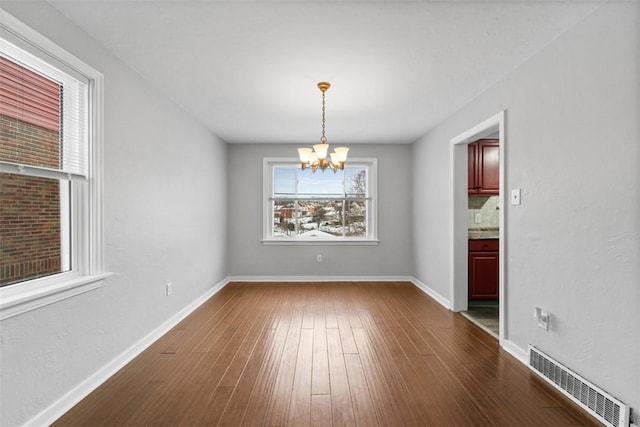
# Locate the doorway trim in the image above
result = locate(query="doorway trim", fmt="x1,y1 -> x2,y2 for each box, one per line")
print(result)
449,111 -> 506,345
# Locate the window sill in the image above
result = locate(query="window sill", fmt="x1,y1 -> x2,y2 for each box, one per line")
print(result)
0,272 -> 114,321
262,239 -> 379,246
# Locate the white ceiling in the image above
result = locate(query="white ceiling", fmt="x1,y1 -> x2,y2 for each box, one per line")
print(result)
45,0 -> 603,144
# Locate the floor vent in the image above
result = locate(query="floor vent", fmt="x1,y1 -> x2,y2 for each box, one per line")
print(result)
528,346 -> 630,427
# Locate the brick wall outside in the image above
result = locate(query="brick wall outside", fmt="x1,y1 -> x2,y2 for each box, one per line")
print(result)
0,113 -> 62,286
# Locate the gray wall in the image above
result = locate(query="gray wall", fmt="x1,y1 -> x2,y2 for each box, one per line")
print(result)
227,143 -> 413,278
2,0 -> 638,424
0,2 -> 228,425
412,1 -> 639,414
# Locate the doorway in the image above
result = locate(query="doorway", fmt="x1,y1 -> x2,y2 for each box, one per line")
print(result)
449,111 -> 506,345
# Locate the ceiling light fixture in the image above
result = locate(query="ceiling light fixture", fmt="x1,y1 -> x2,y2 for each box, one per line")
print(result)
297,82 -> 349,173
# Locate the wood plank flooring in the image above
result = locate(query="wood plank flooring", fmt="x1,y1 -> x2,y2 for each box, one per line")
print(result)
54,282 -> 598,426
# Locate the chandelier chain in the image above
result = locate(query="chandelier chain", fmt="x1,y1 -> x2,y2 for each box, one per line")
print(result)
321,89 -> 326,143
297,81 -> 348,173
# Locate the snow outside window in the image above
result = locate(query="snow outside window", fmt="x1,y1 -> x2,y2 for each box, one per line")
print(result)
263,158 -> 378,244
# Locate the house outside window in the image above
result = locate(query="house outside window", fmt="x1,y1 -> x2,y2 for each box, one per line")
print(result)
0,12 -> 105,320
263,158 -> 378,244
0,56 -> 67,285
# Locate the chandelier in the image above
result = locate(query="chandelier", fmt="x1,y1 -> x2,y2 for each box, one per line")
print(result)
297,82 -> 349,173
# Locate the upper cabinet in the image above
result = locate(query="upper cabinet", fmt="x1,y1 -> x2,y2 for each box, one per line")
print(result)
468,139 -> 499,195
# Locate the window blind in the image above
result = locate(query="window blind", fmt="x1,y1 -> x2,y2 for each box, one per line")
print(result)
0,56 -> 60,131
0,36 -> 89,181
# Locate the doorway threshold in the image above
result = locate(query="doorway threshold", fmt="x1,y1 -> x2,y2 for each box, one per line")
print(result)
461,305 -> 499,339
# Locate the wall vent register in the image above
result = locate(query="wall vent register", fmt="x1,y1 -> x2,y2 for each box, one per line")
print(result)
528,346 -> 630,427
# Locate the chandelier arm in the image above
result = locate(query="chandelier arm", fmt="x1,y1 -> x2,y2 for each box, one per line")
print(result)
297,81 -> 346,173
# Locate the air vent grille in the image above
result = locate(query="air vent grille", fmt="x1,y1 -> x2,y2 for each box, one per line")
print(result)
528,346 -> 629,427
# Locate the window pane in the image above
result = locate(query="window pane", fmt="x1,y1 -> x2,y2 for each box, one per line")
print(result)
0,55 -> 62,169
345,167 -> 366,196
273,166 -> 296,197
0,173 -> 69,286
345,200 -> 367,237
296,199 -> 343,237
273,199 -> 296,237
267,161 -> 374,241
297,168 -> 345,197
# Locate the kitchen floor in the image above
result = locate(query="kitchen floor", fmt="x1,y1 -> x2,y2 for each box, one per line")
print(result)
462,303 -> 499,338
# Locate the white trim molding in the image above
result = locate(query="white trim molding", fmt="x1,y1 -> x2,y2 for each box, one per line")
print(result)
410,277 -> 451,309
0,272 -> 113,321
262,157 -> 378,244
227,275 -> 414,283
449,110 -> 506,346
227,276 -> 451,309
227,275 -> 452,310
0,10 -> 106,319
22,275 -> 514,426
502,339 -> 529,365
25,277 -> 231,427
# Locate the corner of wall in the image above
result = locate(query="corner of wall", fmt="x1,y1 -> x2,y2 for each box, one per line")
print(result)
410,277 -> 451,309
24,277 -> 231,427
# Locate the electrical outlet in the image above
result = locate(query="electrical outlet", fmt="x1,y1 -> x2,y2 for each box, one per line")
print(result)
166,282 -> 173,296
511,188 -> 521,206
317,254 -> 322,263
474,213 -> 482,223
533,307 -> 549,330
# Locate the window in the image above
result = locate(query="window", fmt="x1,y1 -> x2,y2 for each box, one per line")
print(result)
0,55 -> 71,286
0,12 -> 105,320
263,158 -> 377,244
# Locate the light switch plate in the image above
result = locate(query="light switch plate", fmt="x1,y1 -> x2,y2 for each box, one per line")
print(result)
511,188 -> 521,206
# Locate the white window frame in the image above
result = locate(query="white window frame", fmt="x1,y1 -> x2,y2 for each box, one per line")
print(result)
263,157 -> 378,245
0,11 -> 108,320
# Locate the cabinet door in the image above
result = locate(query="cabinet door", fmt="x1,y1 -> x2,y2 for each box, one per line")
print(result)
468,143 -> 478,194
478,140 -> 499,195
468,251 -> 499,300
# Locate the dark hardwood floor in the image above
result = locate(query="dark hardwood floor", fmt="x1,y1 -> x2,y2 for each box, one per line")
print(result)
54,282 -> 598,426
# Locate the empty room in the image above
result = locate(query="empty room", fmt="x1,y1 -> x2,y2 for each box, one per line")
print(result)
0,0 -> 638,426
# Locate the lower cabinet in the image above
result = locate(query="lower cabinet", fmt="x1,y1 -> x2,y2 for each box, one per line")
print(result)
468,239 -> 499,300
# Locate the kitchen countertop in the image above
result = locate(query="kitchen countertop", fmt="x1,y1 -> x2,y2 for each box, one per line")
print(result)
468,228 -> 499,240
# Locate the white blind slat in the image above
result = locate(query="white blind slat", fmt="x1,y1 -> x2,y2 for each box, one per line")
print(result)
0,161 -> 86,182
1,38 -> 89,178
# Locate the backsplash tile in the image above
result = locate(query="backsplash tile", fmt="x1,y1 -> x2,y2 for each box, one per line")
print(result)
468,195 -> 499,230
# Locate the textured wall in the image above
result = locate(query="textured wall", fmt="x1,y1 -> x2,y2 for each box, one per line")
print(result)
227,143 -> 413,278
413,1 -> 639,415
0,3 -> 228,425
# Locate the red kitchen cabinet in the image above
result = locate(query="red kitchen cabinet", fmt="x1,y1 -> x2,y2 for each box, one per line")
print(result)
468,139 -> 499,195
468,239 -> 499,300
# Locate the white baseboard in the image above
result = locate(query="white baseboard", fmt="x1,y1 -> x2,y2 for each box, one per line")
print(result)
26,277 -> 231,427
227,275 -> 415,283
27,275 -> 516,426
409,277 -> 451,309
226,277 -> 452,313
502,339 -> 529,365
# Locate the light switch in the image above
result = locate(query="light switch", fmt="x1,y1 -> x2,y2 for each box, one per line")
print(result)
511,188 -> 521,206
